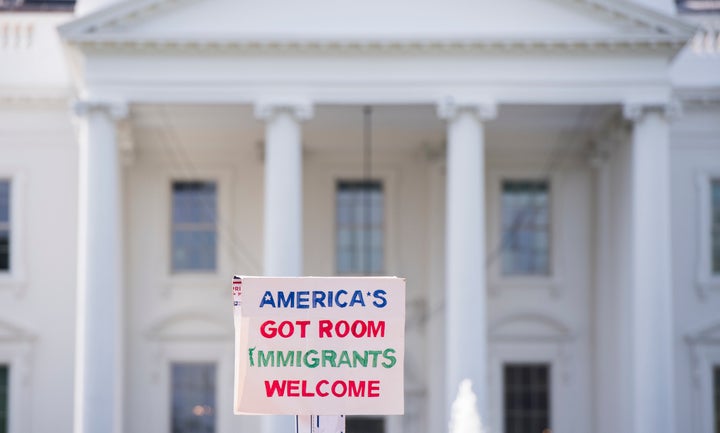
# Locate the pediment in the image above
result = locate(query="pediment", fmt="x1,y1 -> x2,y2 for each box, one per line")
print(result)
60,0 -> 694,50
490,313 -> 572,342
146,312 -> 232,341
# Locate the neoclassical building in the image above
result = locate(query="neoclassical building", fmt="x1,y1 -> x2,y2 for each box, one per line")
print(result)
0,0 -> 719,433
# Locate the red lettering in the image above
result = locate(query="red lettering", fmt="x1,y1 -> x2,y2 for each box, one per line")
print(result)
278,321 -> 293,338
264,380 -> 287,397
296,320 -> 310,338
368,380 -> 380,397
265,379 -> 379,398
316,380 -> 329,397
301,380 -> 315,397
367,321 -> 385,338
260,320 -> 277,338
351,320 -> 367,337
331,380 -> 347,397
286,380 -> 300,397
335,320 -> 349,337
319,320 -> 332,338
348,380 -> 366,397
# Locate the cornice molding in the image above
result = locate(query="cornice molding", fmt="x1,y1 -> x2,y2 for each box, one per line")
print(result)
59,34 -> 690,53
58,0 -> 696,54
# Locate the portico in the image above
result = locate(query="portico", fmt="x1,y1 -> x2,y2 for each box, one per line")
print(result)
59,0 -> 693,432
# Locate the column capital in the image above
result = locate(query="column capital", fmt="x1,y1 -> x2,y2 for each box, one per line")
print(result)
72,99 -> 129,120
622,100 -> 682,121
254,99 -> 314,122
437,98 -> 497,122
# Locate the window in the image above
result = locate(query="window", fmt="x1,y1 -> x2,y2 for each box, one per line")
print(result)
500,180 -> 550,276
712,179 -> 720,275
346,416 -> 385,433
503,363 -> 551,433
171,363 -> 216,433
335,180 -> 384,275
0,181 -> 9,272
0,0 -> 75,11
171,181 -> 217,273
676,0 -> 720,13
0,365 -> 7,433
715,366 -> 720,433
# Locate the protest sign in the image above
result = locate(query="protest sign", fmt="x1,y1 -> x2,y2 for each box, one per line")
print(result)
232,276 -> 405,415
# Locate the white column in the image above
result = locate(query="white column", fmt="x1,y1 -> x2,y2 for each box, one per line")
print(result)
438,100 -> 496,427
623,103 -> 676,433
73,100 -> 127,433
255,100 -> 312,433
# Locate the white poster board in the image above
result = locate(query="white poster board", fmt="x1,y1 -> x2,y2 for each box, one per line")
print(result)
233,276 -> 405,415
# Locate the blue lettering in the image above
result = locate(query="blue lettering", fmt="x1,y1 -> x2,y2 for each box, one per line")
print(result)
349,290 -> 366,307
259,291 -> 276,308
277,291 -> 295,308
372,290 -> 387,308
297,291 -> 310,309
312,291 -> 327,308
335,290 -> 348,307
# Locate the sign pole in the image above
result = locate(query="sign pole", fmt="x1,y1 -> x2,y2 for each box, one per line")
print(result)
295,415 -> 345,433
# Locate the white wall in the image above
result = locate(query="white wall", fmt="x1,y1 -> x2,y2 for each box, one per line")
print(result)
0,13 -> 72,95
670,104 -> 720,433
0,103 -> 77,433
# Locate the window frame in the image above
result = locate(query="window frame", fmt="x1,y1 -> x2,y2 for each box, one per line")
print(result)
695,171 -> 720,297
0,179 -> 10,274
498,179 -> 552,277
0,364 -> 7,433
0,332 -> 33,433
161,169 -> 233,292
170,180 -> 219,274
0,170 -> 26,295
334,179 -> 386,276
715,365 -> 720,433
502,363 -> 552,433
307,164 -> 397,277
489,346 -> 562,433
487,170 -> 563,295
0,0 -> 75,12
169,361 -> 218,433
686,339 -> 720,433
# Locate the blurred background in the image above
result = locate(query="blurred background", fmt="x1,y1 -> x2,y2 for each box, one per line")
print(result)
0,0 -> 719,432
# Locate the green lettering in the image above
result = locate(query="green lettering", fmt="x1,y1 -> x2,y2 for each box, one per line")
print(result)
258,350 -> 275,367
352,350 -> 368,367
337,350 -> 352,367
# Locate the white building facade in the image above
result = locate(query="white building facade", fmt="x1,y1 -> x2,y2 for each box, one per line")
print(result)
0,0 -> 719,433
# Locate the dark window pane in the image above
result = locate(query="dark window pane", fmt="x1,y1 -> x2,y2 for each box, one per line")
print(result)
503,364 -> 551,433
0,0 -> 75,10
335,180 -> 384,275
0,231 -> 8,272
0,181 -> 8,223
0,180 -> 9,272
712,180 -> 720,274
501,180 -> 550,276
346,416 -> 385,433
171,363 -> 216,433
0,365 -> 8,433
715,366 -> 720,433
171,181 -> 217,272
